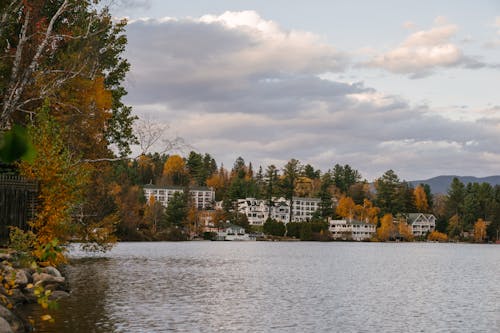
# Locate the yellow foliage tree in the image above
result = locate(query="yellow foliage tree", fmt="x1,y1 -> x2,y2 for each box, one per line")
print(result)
19,106 -> 90,265
377,214 -> 396,242
336,196 -> 356,220
414,185 -> 429,212
428,231 -> 448,242
356,199 -> 380,224
473,219 -> 487,243
162,154 -> 188,185
398,221 -> 414,241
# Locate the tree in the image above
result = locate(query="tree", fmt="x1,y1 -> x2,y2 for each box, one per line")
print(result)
428,231 -> 448,242
473,219 -> 487,243
18,107 -> 90,264
332,164 -> 361,194
162,154 -> 189,186
317,173 -> 335,218
144,195 -> 165,234
398,221 -> 414,241
447,214 -> 462,239
336,196 -> 356,220
446,178 -> 465,216
164,191 -> 189,229
414,185 -> 430,212
376,214 -> 397,241
263,218 -> 285,237
282,159 -> 302,223
0,1 -> 136,155
375,170 -> 400,215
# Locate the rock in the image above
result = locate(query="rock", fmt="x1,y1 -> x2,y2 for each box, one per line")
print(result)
41,266 -> 62,278
32,273 -> 65,285
0,317 -> 13,333
48,290 -> 70,301
7,289 -> 27,305
0,305 -> 24,333
0,253 -> 12,261
13,270 -> 28,288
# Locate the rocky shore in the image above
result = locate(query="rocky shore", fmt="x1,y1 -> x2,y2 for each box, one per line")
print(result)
0,253 -> 69,333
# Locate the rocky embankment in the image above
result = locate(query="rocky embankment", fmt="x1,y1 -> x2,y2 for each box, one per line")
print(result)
0,253 -> 69,333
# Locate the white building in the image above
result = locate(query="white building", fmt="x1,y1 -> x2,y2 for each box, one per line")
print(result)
235,196 -> 322,225
237,198 -> 269,226
143,185 -> 215,210
215,224 -> 253,241
403,213 -> 436,237
329,219 -> 376,241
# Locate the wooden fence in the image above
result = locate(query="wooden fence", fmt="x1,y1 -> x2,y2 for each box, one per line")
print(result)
0,175 -> 38,243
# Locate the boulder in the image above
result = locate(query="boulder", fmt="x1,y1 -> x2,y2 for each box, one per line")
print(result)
48,290 -> 70,301
13,270 -> 28,288
41,267 -> 62,278
32,273 -> 65,286
0,317 -> 13,333
0,305 -> 24,333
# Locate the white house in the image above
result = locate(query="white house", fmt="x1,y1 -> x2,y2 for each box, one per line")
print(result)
143,185 -> 215,210
329,219 -> 376,241
216,224 -> 253,241
237,198 -> 269,226
403,213 -> 436,237
270,197 -> 321,224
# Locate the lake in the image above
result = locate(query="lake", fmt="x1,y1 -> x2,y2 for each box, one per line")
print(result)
26,242 -> 500,332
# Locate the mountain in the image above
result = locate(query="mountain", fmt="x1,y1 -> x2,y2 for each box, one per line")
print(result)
409,175 -> 500,194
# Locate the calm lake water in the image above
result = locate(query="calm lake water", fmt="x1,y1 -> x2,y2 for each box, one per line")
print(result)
26,242 -> 500,332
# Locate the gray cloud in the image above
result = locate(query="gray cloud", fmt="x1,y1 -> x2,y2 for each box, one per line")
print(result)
124,12 -> 500,180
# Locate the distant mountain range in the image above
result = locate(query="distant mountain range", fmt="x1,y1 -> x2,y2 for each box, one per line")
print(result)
409,176 -> 500,194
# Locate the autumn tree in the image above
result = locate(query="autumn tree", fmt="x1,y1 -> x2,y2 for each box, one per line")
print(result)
473,219 -> 487,243
414,185 -> 430,212
19,108 -> 90,264
398,221 -> 414,241
377,214 -> 397,242
161,154 -> 189,186
336,196 -> 356,220
428,231 -> 448,242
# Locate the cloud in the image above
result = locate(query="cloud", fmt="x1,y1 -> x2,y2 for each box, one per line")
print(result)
364,19 -> 488,78
124,11 -> 500,180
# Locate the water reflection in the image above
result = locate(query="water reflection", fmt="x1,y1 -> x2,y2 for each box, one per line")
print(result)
25,242 -> 500,332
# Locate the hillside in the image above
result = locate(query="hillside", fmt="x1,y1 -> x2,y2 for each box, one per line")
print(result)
409,175 -> 500,194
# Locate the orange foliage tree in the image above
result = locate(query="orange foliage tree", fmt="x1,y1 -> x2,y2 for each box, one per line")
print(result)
473,219 -> 487,243
376,214 -> 397,241
428,231 -> 448,242
19,106 -> 89,265
414,185 -> 430,212
162,154 -> 189,186
336,196 -> 356,220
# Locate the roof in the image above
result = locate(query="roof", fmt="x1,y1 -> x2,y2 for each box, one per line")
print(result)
404,213 -> 436,224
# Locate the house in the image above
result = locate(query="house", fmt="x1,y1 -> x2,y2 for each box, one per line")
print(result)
215,224 -> 253,241
237,198 -> 269,226
143,185 -> 215,210
329,219 -> 376,241
270,197 -> 321,224
402,213 -> 436,237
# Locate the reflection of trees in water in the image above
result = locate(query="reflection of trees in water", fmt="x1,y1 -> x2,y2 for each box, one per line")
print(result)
27,257 -> 116,333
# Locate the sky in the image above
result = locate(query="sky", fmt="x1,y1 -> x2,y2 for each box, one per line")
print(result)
110,0 -> 500,181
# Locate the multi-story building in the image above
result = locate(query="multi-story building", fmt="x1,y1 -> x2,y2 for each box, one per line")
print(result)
237,198 -> 269,226
236,197 -> 321,225
329,219 -> 376,241
402,213 -> 436,237
143,185 -> 215,210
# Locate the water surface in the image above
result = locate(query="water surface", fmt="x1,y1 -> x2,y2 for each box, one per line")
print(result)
27,242 -> 500,332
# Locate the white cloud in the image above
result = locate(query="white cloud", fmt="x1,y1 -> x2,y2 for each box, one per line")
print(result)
124,11 -> 500,180
364,19 -> 487,77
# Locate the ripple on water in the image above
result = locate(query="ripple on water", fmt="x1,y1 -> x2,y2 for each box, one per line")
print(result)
24,242 -> 500,333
